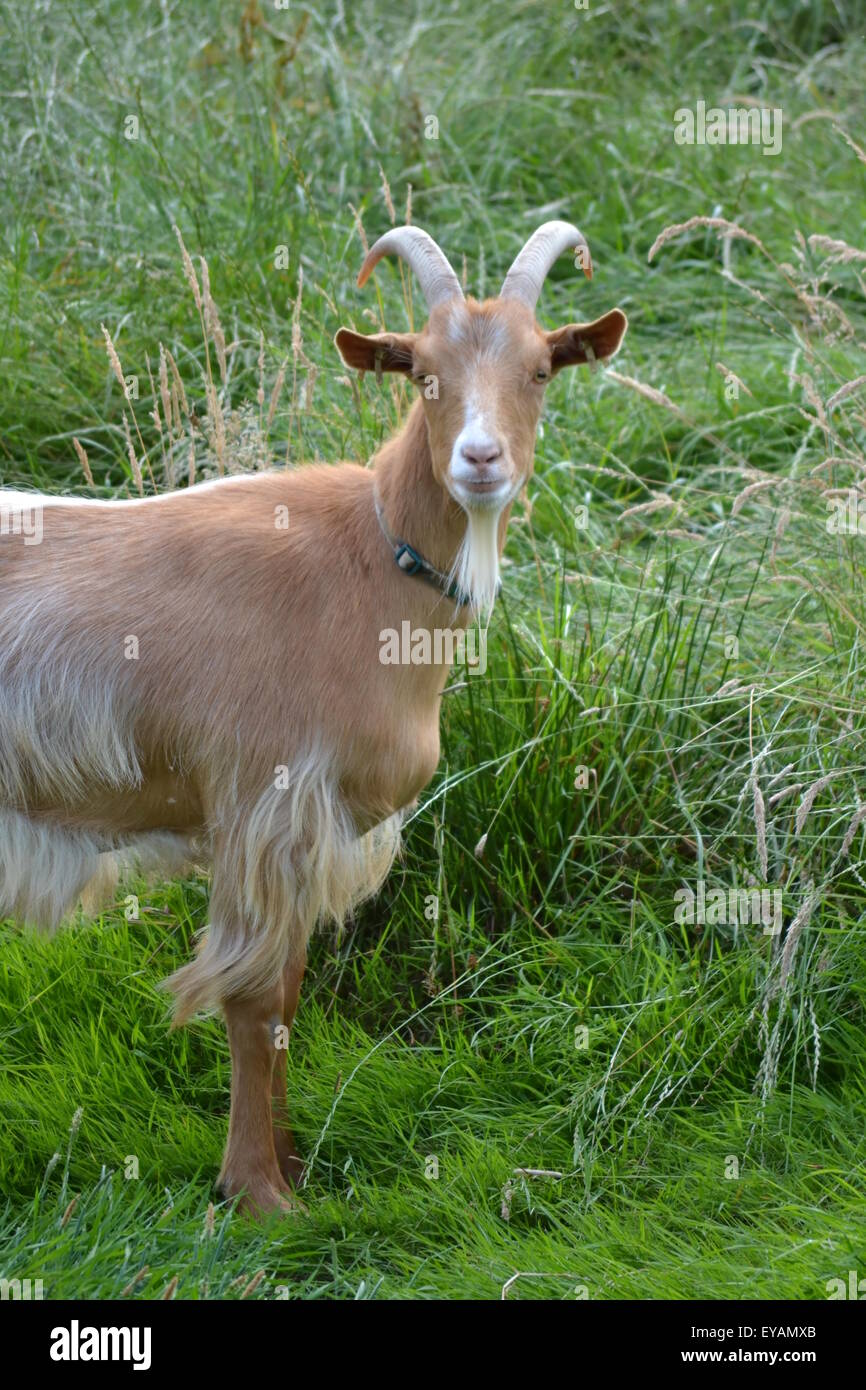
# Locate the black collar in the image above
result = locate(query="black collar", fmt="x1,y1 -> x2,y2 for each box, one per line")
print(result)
374,492 -> 472,607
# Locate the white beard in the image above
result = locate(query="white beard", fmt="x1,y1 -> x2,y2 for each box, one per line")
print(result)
449,505 -> 502,617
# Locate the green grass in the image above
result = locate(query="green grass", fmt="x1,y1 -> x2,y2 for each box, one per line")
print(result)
1,0 -> 866,1299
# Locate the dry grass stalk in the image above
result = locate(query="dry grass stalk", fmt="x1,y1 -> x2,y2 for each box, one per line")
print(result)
379,165 -> 395,224
771,504 -> 791,563
60,1196 -> 78,1228
619,495 -> 676,521
768,783 -> 802,809
715,678 -> 747,699
173,224 -> 202,310
101,322 -> 153,488
165,349 -> 190,422
606,370 -> 687,419
833,124 -> 866,167
170,377 -> 181,440
826,375 -> 866,412
291,271 -> 304,362
807,233 -> 866,266
720,267 -> 774,308
287,267 -> 317,432
731,478 -> 775,516
205,380 -> 226,475
267,357 -> 288,431
122,413 -> 143,496
780,882 -> 816,987
347,202 -> 368,256
145,352 -> 166,467
752,776 -> 768,879
647,216 -> 767,265
715,361 -> 753,397
240,1270 -> 266,1299
120,1267 -> 149,1297
201,1202 -> 215,1240
100,322 -> 126,394
200,256 -> 227,383
809,455 -> 866,477
301,363 -> 318,412
72,437 -> 94,487
768,764 -> 795,786
790,109 -> 837,131
795,774 -> 835,835
158,345 -> 173,435
840,804 -> 866,858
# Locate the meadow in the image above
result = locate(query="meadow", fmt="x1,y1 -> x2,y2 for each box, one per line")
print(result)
1,0 -> 865,1299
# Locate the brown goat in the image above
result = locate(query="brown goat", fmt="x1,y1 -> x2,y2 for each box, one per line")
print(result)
0,222 -> 626,1213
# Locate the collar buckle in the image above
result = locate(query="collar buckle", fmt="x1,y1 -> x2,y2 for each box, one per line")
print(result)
394,542 -> 424,576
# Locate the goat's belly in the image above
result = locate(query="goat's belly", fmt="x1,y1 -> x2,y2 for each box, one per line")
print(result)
21,764 -> 204,838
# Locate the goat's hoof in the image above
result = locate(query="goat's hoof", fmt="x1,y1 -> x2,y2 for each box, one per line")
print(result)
221,1174 -> 307,1219
241,1189 -> 306,1220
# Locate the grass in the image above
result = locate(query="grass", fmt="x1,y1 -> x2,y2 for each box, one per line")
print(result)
1,0 -> 866,1299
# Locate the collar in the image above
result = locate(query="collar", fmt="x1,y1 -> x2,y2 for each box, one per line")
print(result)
373,490 -> 472,608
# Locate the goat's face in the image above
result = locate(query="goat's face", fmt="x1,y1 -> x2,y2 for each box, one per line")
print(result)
336,223 -> 624,614
336,295 -> 626,515
418,297 -> 625,512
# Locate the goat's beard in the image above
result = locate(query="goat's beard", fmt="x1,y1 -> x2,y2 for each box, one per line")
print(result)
449,504 -> 502,618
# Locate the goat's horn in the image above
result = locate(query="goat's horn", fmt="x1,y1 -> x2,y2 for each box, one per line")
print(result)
357,226 -> 464,309
499,220 -> 593,308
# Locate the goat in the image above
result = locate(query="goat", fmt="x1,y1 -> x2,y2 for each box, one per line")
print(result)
0,221 -> 626,1214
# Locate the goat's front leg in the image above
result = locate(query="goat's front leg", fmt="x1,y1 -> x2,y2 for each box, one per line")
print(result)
271,956 -> 306,1187
219,979 -> 302,1216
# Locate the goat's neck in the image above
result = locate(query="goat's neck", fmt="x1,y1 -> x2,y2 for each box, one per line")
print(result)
373,400 -> 468,576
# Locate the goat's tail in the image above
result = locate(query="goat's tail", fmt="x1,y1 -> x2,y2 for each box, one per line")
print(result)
164,763 -> 401,1025
0,807 -> 198,930
0,808 -> 111,929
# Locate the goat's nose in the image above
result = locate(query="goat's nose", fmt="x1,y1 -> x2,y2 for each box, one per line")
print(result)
460,439 -> 502,467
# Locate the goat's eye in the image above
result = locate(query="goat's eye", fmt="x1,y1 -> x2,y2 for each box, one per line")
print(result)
534,368 -> 549,383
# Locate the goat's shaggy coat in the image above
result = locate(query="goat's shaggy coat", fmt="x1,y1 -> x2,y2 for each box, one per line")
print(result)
0,458 -> 446,1021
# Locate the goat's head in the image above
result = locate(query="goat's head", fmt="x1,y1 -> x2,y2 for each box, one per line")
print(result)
335,221 -> 627,517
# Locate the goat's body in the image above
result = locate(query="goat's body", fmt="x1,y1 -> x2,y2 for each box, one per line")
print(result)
0,452 -> 455,1019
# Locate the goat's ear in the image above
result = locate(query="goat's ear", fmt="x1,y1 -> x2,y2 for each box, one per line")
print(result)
546,308 -> 627,373
334,328 -> 417,375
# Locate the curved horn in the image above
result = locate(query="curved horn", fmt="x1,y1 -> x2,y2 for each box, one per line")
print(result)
357,226 -> 463,309
499,220 -> 593,308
